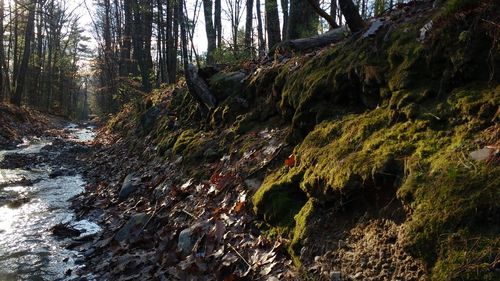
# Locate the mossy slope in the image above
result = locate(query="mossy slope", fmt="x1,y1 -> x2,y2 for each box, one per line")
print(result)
253,0 -> 499,279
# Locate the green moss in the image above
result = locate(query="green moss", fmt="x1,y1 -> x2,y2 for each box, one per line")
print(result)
441,0 -> 481,16
256,83 -> 498,275
289,199 -> 317,266
252,168 -> 307,226
208,71 -> 246,101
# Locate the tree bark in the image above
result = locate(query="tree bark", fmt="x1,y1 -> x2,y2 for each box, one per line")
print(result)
122,0 -> 133,76
0,0 -> 4,101
12,0 -> 36,106
244,0 -> 254,52
279,26 -> 346,51
265,0 -> 280,50
180,0 -> 216,111
214,0 -> 222,48
330,0 -> 338,29
202,0 -> 216,64
255,0 -> 265,55
338,0 -> 365,32
306,0 -> 339,29
280,0 -> 288,39
287,0 -> 319,40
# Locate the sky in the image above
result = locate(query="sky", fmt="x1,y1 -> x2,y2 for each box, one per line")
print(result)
72,0 -> 284,56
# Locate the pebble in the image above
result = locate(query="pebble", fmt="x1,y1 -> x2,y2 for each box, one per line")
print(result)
330,271 -> 342,281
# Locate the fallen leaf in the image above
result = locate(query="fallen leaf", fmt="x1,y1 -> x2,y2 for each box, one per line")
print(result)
284,154 -> 295,167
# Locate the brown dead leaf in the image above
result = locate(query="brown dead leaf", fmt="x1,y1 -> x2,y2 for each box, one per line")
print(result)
284,154 -> 295,167
233,201 -> 245,213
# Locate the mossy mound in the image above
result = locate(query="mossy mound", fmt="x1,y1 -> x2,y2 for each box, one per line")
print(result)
253,0 -> 499,278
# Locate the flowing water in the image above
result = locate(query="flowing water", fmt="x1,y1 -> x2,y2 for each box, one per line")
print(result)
0,124 -> 99,281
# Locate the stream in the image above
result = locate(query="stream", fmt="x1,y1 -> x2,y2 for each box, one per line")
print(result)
0,124 -> 100,281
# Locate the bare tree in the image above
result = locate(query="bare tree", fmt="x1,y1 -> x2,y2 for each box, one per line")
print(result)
224,0 -> 245,55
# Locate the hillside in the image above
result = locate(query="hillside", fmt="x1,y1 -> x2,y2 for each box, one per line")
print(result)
74,0 -> 499,280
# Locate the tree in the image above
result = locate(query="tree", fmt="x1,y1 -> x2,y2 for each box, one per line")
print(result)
306,0 -> 339,29
202,0 -> 216,63
214,0 -> 222,48
280,0 -> 288,40
255,0 -> 265,55
339,0 -> 364,32
265,0 -> 280,50
0,0 -> 4,101
132,0 -> 153,92
12,0 -> 37,106
180,0 -> 216,112
244,0 -> 254,52
287,0 -> 319,40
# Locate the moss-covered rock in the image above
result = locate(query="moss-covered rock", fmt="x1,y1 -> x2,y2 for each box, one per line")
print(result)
252,1 -> 499,278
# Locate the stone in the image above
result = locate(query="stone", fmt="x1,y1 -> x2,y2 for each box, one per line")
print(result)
208,71 -> 246,101
330,271 -> 342,281
118,173 -> 140,201
136,106 -> 160,135
114,213 -> 148,242
177,221 -> 210,255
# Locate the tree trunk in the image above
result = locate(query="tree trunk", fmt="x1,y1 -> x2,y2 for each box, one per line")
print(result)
338,0 -> 365,32
180,0 -> 216,111
122,0 -> 133,75
0,0 -> 4,101
132,0 -> 153,92
279,26 -> 346,51
288,0 -> 319,40
255,0 -> 265,55
265,0 -> 280,50
330,0 -> 338,29
306,0 -> 338,29
170,0 -> 179,83
244,0 -> 254,52
12,0 -> 36,106
202,0 -> 216,64
280,0 -> 288,39
214,0 -> 222,48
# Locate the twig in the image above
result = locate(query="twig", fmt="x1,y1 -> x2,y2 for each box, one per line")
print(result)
182,208 -> 198,219
228,243 -> 252,269
481,18 -> 500,28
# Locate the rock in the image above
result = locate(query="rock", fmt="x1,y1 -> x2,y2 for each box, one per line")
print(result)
244,178 -> 262,190
177,221 -> 210,255
203,147 -> 220,161
118,173 -> 140,201
114,213 -> 148,242
136,106 -> 161,135
49,168 -> 75,178
208,71 -> 246,101
330,271 -> 342,281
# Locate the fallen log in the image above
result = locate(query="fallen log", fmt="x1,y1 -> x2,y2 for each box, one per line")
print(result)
277,26 -> 348,52
185,63 -> 218,110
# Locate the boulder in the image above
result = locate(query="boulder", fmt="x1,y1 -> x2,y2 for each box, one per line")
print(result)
177,221 -> 211,255
114,213 -> 148,242
118,173 -> 140,201
209,71 -> 246,101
